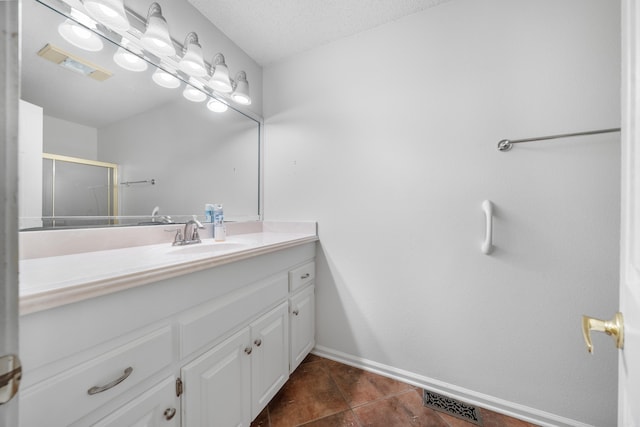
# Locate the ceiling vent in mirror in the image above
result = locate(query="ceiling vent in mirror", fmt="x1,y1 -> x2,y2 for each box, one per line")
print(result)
38,43 -> 112,81
140,2 -> 175,57
83,0 -> 130,32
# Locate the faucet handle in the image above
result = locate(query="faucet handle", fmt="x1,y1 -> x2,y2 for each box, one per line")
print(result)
171,229 -> 183,246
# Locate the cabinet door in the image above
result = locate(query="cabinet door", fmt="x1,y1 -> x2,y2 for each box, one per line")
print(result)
91,376 -> 179,427
290,285 -> 315,373
181,328 -> 252,427
250,302 -> 289,419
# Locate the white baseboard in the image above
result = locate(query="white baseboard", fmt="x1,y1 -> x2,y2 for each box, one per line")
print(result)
312,345 -> 594,427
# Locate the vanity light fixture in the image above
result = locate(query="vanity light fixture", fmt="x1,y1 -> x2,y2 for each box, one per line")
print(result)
178,32 -> 207,77
183,79 -> 207,102
208,53 -> 232,93
231,71 -> 251,105
140,3 -> 175,57
152,68 -> 180,89
83,0 -> 130,32
57,10 -> 103,52
207,98 -> 228,113
113,41 -> 147,72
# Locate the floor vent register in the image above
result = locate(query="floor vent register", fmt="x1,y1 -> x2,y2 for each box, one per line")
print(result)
423,389 -> 483,425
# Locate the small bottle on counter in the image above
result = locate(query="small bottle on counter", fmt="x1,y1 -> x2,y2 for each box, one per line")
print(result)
205,204 -> 214,223
213,204 -> 226,241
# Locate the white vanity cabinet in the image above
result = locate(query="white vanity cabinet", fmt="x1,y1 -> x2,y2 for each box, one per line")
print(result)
19,241 -> 316,427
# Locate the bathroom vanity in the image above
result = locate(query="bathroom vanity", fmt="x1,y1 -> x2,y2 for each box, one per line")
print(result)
18,222 -> 317,427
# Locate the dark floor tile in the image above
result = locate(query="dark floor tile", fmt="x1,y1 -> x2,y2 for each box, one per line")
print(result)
251,406 -> 270,427
352,389 -> 449,427
322,359 -> 415,407
302,353 -> 324,364
269,361 -> 349,427
299,410 -> 361,427
477,408 -> 540,427
434,411 -> 481,427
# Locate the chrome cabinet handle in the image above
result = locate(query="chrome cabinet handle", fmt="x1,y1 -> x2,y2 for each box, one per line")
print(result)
254,339 -> 262,347
164,407 -> 177,421
244,346 -> 252,355
292,308 -> 299,316
87,367 -> 133,395
300,273 -> 310,279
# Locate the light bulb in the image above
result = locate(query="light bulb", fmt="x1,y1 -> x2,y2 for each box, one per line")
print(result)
207,98 -> 228,113
152,68 -> 180,89
83,0 -> 130,31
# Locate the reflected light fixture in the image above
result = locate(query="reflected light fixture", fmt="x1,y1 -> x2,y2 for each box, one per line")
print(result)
207,98 -> 228,113
113,41 -> 147,72
140,2 -> 175,57
152,68 -> 180,89
231,71 -> 251,105
183,82 -> 207,103
57,11 -> 103,52
208,53 -> 232,93
83,0 -> 130,32
179,32 -> 207,77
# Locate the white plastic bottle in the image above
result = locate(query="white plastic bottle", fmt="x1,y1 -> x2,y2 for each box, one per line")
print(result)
213,204 -> 225,241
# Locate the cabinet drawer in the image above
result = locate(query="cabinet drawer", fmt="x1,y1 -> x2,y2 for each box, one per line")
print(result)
20,326 -> 173,427
178,275 -> 288,359
289,261 -> 315,292
90,376 -> 179,427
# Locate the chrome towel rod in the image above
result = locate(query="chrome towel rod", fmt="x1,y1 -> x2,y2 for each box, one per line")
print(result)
497,127 -> 620,152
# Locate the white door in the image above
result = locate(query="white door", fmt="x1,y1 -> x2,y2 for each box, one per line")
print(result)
181,328 -> 252,427
250,302 -> 289,419
0,0 -> 21,426
290,285 -> 315,373
619,1 -> 640,425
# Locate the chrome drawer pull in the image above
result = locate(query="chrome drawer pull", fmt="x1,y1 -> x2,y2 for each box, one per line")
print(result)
292,308 -> 299,316
300,273 -> 310,279
87,367 -> 133,395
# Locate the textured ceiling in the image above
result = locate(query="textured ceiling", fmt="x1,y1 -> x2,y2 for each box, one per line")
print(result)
187,0 -> 452,66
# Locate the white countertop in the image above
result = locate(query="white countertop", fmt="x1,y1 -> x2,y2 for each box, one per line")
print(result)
19,223 -> 317,315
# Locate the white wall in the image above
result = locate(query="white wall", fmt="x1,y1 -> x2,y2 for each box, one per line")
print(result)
43,115 -> 98,160
263,0 -> 620,426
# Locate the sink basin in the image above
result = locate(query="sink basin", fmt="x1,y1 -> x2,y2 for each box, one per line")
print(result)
168,241 -> 247,256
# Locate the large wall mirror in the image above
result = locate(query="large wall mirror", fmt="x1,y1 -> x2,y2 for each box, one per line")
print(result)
19,0 -> 261,230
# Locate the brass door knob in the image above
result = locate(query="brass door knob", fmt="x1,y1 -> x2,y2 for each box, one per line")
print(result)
582,312 -> 624,354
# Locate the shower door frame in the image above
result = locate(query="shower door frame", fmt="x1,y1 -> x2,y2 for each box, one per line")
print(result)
42,153 -> 119,225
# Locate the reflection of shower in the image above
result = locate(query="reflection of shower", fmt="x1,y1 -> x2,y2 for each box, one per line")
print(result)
42,153 -> 118,226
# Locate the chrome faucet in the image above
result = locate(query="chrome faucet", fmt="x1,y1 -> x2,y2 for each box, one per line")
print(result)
172,217 -> 205,246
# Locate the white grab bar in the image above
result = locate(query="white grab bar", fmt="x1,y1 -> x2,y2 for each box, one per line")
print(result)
481,200 -> 494,255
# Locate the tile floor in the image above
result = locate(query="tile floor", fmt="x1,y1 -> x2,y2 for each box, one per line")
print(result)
252,354 -> 540,427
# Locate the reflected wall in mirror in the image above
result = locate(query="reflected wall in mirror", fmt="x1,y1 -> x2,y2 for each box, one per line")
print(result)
19,0 -> 261,230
